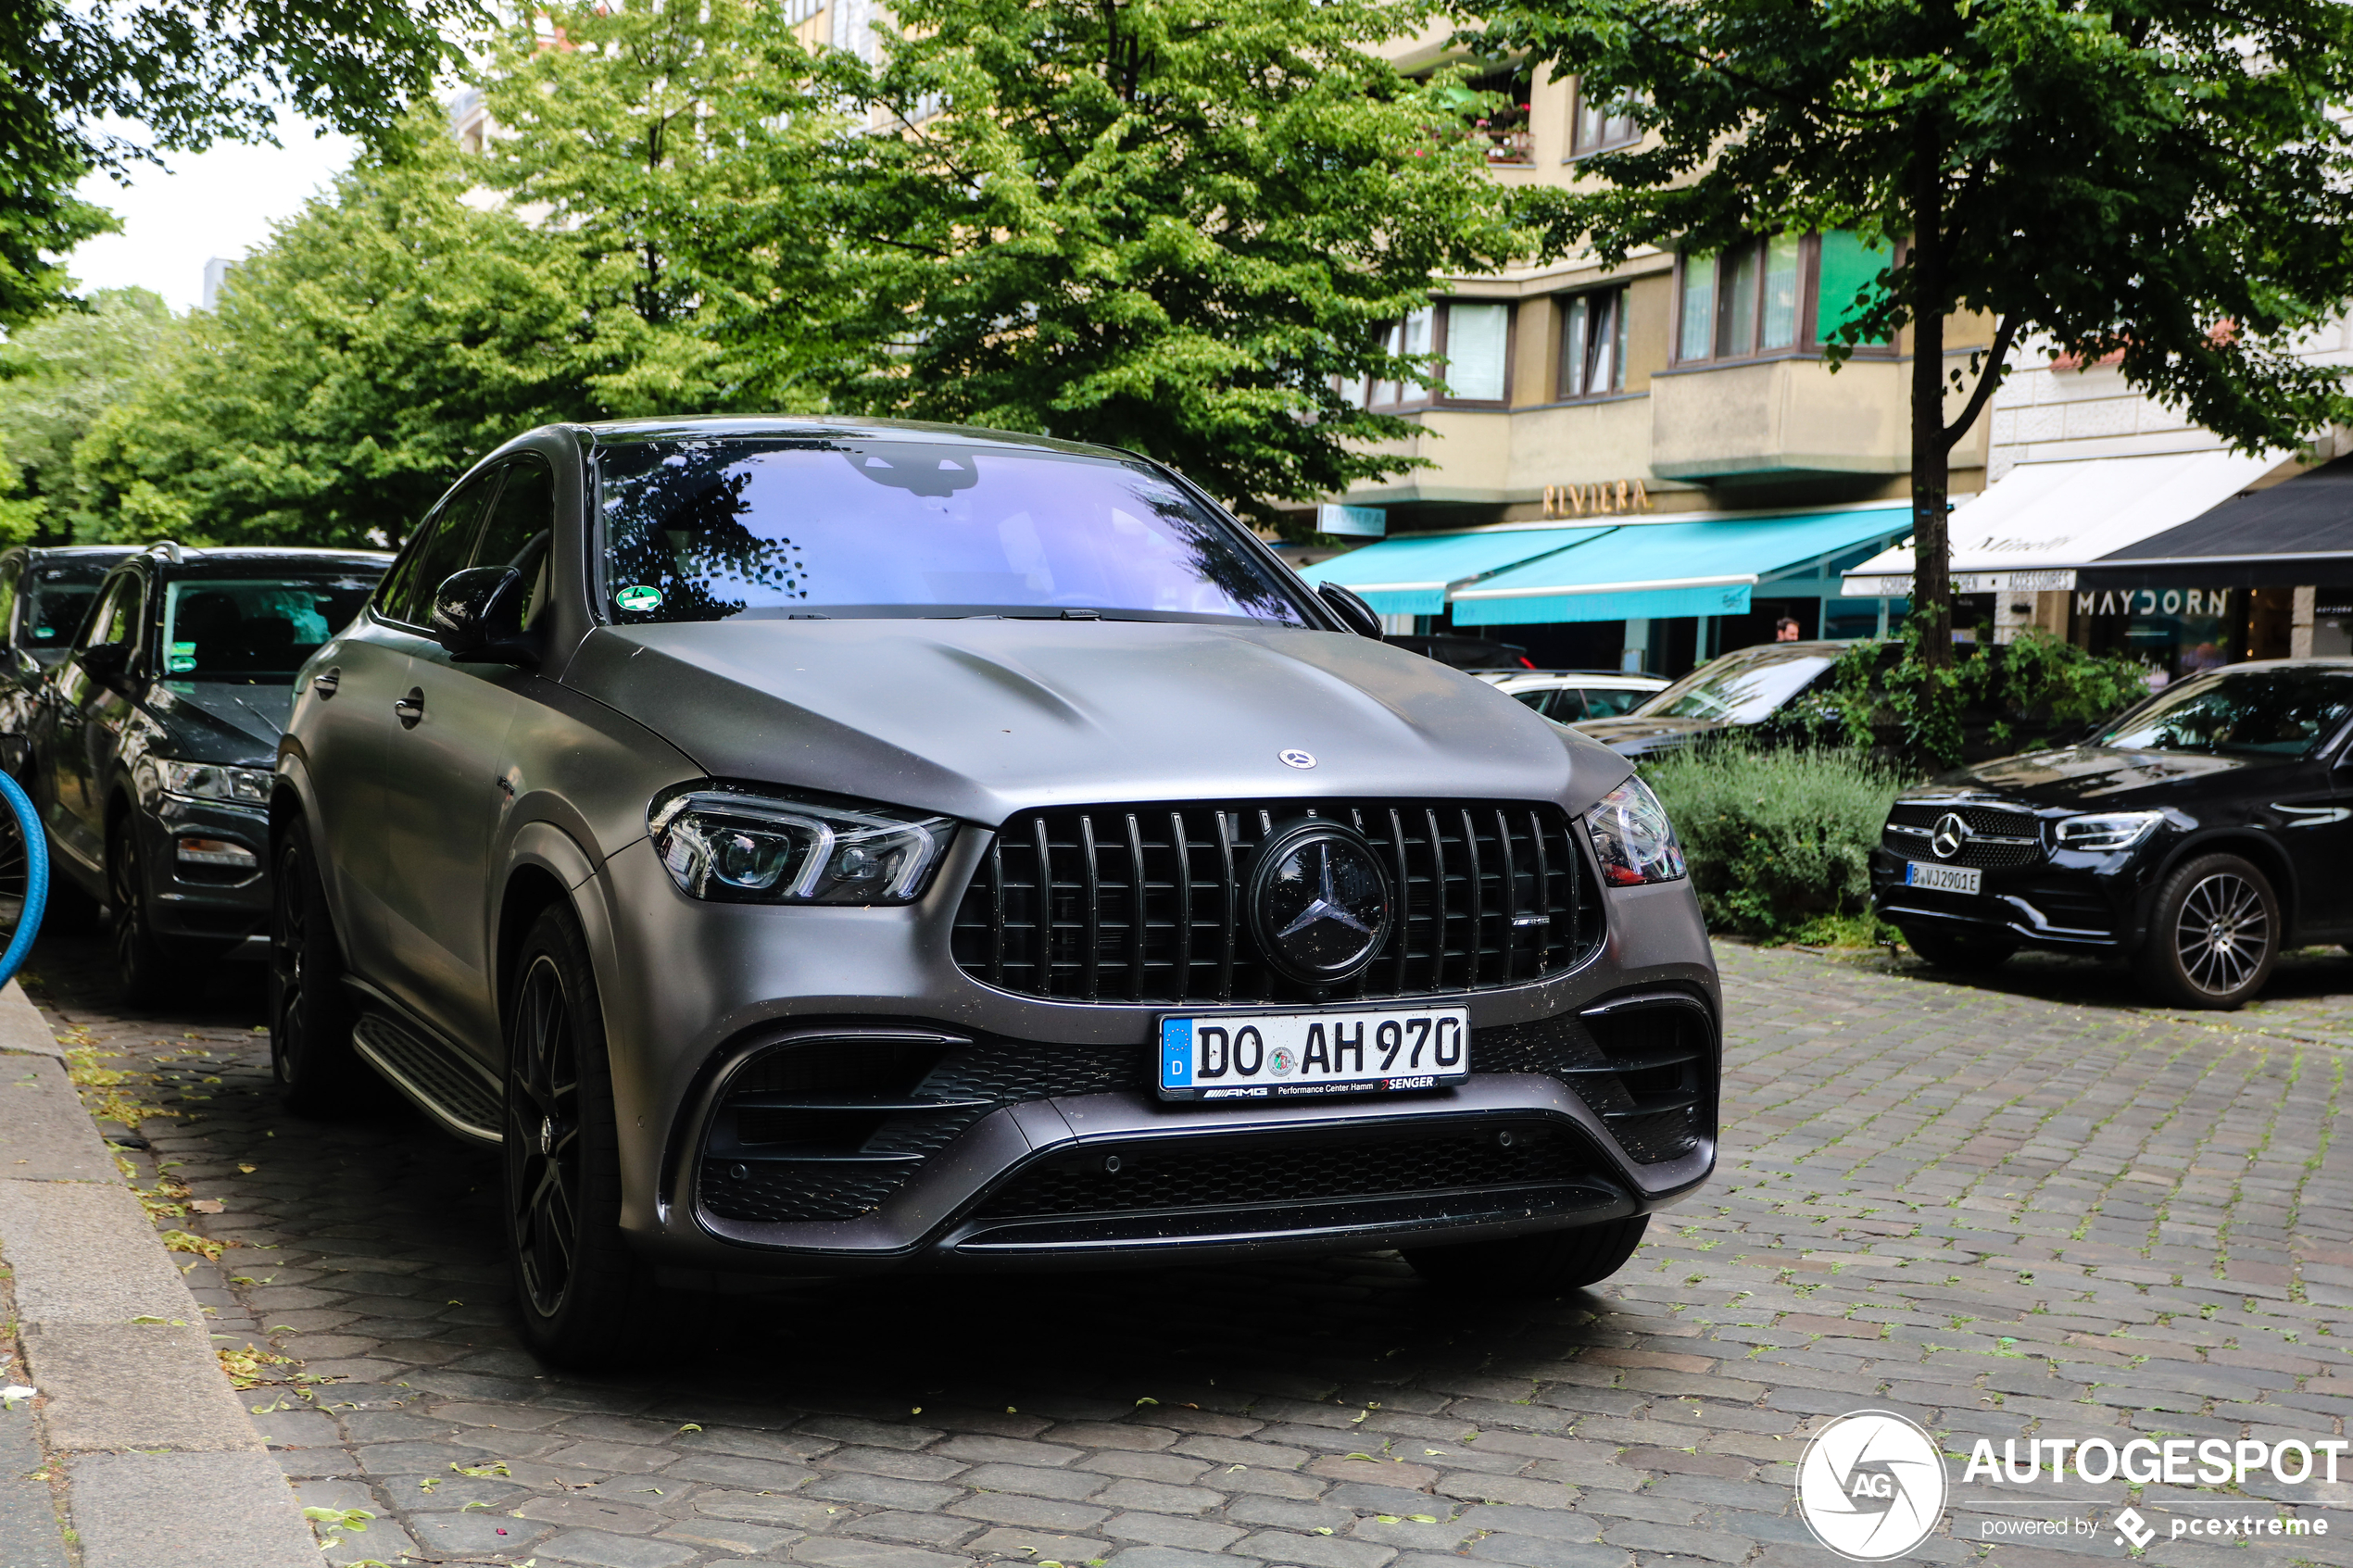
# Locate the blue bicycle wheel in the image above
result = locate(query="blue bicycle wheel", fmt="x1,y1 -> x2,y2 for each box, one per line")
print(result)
0,770 -> 48,988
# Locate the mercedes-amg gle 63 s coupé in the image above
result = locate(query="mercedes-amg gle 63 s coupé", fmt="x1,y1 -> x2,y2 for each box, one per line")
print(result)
272,418 -> 1720,1362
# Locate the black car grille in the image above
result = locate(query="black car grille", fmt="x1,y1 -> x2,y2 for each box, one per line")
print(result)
972,1123 -> 1589,1219
951,799 -> 1604,1006
698,996 -> 1714,1225
1882,800 -> 2043,870
1478,995 -> 1714,1164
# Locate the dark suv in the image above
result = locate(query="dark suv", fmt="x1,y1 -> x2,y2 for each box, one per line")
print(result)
273,418 -> 1719,1362
0,546 -> 138,774
28,545 -> 389,1000
1873,660 -> 2353,1007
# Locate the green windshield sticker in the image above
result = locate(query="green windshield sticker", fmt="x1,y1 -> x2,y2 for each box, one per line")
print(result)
615,585 -> 663,613
168,641 -> 197,674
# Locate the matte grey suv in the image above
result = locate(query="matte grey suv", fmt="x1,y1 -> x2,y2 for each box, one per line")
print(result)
273,418 -> 1719,1362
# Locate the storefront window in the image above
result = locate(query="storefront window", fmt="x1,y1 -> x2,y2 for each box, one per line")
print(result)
2074,584 -> 2240,684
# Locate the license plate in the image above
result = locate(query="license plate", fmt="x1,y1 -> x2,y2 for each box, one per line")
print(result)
1156,1006 -> 1469,1102
1904,861 -> 1982,895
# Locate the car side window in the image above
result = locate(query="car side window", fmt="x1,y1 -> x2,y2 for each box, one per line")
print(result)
1583,688 -> 1642,719
1550,688 -> 1590,721
1510,688 -> 1550,715
79,575 -> 139,653
0,559 -> 20,652
471,456 -> 554,626
380,473 -> 499,628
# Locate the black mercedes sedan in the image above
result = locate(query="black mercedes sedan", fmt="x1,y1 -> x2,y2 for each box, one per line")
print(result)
27,544 -> 389,1002
1872,660 -> 2353,1008
271,416 -> 1720,1364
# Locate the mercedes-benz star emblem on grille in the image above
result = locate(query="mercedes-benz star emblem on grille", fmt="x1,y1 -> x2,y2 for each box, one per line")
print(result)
1278,748 -> 1316,769
1930,812 -> 1971,860
1247,820 -> 1392,985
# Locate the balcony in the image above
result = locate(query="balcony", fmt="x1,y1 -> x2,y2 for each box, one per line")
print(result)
1649,356 -> 1908,482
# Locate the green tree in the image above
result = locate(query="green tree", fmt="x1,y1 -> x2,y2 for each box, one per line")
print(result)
0,289 -> 178,541
478,0 -> 849,411
815,0 -> 1526,525
1468,0 -> 2353,664
2,0 -> 477,324
75,124 -> 619,550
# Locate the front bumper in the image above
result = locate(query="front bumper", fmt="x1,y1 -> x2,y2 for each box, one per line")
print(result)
587,829 -> 1720,1278
1870,844 -> 2150,952
141,795 -> 271,952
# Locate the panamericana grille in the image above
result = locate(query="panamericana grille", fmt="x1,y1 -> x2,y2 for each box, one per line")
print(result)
973,1124 -> 1586,1219
951,799 -> 1603,1005
1477,996 -> 1713,1164
1882,800 -> 2043,870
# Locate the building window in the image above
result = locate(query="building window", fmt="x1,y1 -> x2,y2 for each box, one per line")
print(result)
1678,233 -> 1811,362
1466,67 -> 1535,166
1442,301 -> 1512,401
1569,81 -> 1642,157
1557,287 -> 1627,399
1369,307 -> 1435,408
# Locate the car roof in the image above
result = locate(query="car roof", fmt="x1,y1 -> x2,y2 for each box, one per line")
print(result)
1489,671 -> 1667,688
127,545 -> 393,576
575,415 -> 1139,464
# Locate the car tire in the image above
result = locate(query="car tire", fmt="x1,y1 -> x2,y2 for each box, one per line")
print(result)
504,904 -> 653,1368
1902,925 -> 2016,972
108,815 -> 189,1008
269,818 -> 376,1113
2136,852 -> 2279,1010
1403,1214 -> 1650,1294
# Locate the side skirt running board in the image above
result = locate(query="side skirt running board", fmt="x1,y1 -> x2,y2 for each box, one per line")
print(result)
350,1011 -> 504,1147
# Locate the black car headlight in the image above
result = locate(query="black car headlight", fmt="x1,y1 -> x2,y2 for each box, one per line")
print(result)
648,784 -> 957,904
2052,810 -> 2162,852
135,757 -> 271,806
1585,776 -> 1687,887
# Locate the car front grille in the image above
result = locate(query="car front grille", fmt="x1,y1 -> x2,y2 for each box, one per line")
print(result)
1882,800 -> 2043,870
972,1123 -> 1587,1219
950,798 -> 1604,1006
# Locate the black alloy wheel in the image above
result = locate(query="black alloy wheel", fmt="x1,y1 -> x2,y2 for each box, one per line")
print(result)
502,905 -> 651,1366
2138,852 -> 2279,1010
1403,1214 -> 1650,1294
1902,925 -> 2017,973
109,814 -> 186,1008
269,820 -> 372,1113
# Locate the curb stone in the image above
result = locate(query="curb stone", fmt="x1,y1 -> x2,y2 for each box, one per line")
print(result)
0,978 -> 321,1568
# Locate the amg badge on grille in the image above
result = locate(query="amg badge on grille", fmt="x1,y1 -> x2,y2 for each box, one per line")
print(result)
1247,820 -> 1392,985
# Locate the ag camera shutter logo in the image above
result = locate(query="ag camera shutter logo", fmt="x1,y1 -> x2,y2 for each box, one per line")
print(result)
1796,1411 -> 1949,1561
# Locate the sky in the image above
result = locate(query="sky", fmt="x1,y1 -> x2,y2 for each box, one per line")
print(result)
63,120 -> 355,314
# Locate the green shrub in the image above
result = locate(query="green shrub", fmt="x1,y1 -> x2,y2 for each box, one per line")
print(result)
1640,744 -> 1910,941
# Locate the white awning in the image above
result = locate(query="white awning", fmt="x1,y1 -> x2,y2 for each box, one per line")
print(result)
1840,449 -> 2285,596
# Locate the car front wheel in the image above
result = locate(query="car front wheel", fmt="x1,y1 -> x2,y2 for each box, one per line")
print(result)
2137,852 -> 2279,1010
1403,1214 -> 1650,1294
270,818 -> 375,1113
109,814 -> 188,1007
504,904 -> 652,1367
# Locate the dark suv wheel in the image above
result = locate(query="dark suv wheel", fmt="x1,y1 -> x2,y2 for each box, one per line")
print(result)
109,814 -> 188,1007
1403,1215 -> 1650,1294
504,905 -> 653,1367
2136,852 -> 2278,1010
270,817 -> 377,1113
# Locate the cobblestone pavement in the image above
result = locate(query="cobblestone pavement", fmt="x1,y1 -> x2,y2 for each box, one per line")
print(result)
26,935 -> 2353,1568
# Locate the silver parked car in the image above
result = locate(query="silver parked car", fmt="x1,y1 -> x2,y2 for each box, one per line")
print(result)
272,418 -> 1719,1362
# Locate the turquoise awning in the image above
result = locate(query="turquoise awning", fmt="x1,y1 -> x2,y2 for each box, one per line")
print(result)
1297,525 -> 1612,616
1450,507 -> 1910,626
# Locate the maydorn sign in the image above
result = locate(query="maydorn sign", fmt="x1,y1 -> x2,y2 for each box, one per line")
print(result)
2076,586 -> 2234,619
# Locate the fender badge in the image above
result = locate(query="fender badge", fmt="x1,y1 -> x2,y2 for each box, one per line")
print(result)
1278,748 -> 1316,770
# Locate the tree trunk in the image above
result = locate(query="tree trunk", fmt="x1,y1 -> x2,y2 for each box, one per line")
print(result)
1909,127 -> 1951,670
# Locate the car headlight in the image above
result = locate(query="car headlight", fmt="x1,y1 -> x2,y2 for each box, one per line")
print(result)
649,784 -> 957,904
1585,775 -> 1687,887
136,758 -> 271,805
2053,811 -> 2162,852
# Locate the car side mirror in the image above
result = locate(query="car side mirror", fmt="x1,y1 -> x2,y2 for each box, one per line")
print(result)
1316,582 -> 1382,639
79,642 -> 131,685
431,567 -> 539,667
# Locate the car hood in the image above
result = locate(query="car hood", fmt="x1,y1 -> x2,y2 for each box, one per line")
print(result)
1571,714 -> 1724,757
137,681 -> 293,765
1922,743 -> 2285,806
562,621 -> 1629,824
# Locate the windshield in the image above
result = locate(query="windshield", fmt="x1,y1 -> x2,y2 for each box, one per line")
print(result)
23,560 -> 114,657
596,439 -> 1313,625
2094,667 -> 2353,758
1634,650 -> 1838,723
159,575 -> 380,684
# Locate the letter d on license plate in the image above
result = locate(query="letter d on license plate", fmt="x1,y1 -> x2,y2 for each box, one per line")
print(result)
1156,1006 -> 1470,1102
